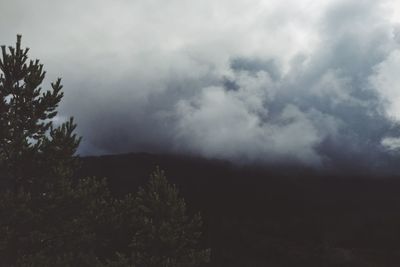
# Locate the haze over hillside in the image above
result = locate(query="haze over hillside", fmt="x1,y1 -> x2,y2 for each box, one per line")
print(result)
5,0 -> 400,265
3,0 -> 400,174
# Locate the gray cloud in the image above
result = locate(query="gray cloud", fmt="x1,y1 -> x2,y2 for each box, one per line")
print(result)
2,0 -> 400,173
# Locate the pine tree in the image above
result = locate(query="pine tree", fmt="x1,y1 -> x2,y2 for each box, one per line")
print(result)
0,35 -> 98,266
0,36 -> 210,266
130,167 -> 210,267
0,35 -> 80,192
0,176 -> 115,266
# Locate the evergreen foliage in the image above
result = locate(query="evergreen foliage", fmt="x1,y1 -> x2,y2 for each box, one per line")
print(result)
0,176 -> 116,266
130,167 -> 210,266
0,36 -> 209,266
0,35 -> 80,192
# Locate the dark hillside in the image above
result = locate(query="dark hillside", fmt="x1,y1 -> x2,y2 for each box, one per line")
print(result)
77,153 -> 400,266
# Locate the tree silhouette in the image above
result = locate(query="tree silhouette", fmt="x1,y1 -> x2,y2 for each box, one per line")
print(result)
0,35 -> 80,192
0,35 -> 104,266
130,167 -> 210,267
0,36 -> 210,266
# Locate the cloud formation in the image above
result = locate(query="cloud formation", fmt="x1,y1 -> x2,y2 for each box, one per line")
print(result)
2,0 -> 400,172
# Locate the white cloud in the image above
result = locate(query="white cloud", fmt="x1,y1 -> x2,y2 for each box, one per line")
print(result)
2,0 -> 400,169
173,72 -> 337,166
369,50 -> 400,120
381,136 -> 400,151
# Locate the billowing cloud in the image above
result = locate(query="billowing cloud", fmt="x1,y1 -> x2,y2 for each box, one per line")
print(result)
2,0 -> 400,172
173,68 -> 342,166
370,50 -> 400,120
381,137 -> 400,151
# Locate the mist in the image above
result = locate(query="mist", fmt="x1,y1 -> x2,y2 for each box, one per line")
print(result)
2,0 -> 400,173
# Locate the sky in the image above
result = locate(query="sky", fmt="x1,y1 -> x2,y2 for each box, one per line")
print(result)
2,0 -> 400,173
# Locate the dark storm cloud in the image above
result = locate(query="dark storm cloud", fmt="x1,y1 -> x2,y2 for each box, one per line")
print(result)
2,0 -> 400,173
170,0 -> 400,169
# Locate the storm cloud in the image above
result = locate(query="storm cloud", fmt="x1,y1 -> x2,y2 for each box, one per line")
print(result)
2,0 -> 400,173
